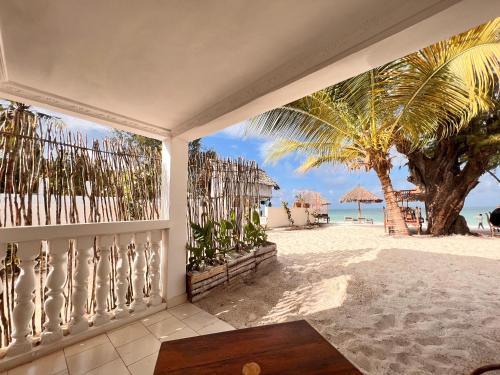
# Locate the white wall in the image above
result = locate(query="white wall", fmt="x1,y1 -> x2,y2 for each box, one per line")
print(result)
264,206 -> 310,228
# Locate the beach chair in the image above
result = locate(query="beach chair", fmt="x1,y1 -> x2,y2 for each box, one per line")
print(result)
366,218 -> 374,224
470,364 -> 500,374
344,216 -> 353,222
485,213 -> 500,237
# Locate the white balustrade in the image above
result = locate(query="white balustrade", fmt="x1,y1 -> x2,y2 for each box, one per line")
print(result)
114,233 -> 132,318
131,232 -> 148,312
0,220 -> 169,368
41,239 -> 69,344
68,236 -> 94,334
92,235 -> 114,326
148,230 -> 162,306
7,241 -> 39,356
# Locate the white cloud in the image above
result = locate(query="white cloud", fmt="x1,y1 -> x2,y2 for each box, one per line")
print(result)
220,121 -> 247,138
258,141 -> 274,162
220,120 -> 272,141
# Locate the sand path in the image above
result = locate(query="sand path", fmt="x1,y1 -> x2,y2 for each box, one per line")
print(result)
196,225 -> 500,374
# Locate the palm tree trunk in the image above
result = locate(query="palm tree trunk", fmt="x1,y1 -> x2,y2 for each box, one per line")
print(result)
374,165 -> 410,236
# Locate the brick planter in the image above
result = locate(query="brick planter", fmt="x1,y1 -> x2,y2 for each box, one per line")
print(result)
187,242 -> 277,302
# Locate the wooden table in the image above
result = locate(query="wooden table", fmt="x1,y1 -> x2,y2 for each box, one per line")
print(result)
154,320 -> 363,374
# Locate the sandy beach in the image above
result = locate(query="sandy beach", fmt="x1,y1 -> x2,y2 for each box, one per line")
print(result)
196,224 -> 500,374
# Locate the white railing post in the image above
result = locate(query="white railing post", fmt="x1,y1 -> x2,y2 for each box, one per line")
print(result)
148,230 -> 162,306
68,236 -> 94,334
114,233 -> 132,318
41,238 -> 68,344
131,232 -> 147,312
92,235 -> 113,326
7,241 -> 39,356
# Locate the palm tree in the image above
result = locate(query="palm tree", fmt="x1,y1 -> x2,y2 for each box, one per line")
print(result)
248,18 -> 499,236
250,69 -> 411,235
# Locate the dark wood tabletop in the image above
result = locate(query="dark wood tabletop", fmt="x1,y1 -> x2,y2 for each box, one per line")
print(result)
154,320 -> 363,374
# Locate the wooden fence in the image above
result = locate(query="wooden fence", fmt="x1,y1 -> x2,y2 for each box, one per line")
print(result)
0,104 -> 161,227
187,153 -> 261,250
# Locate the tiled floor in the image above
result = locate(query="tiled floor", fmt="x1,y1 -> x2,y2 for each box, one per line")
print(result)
6,303 -> 234,375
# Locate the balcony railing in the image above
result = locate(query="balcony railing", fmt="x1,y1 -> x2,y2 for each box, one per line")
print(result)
0,219 -> 169,371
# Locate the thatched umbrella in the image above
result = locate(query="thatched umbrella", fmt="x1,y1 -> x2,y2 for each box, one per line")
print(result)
340,186 -> 383,219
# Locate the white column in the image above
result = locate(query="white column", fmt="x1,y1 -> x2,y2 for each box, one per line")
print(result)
114,233 -> 132,318
41,238 -> 68,344
7,241 -> 38,356
162,136 -> 188,306
92,235 -> 113,326
68,236 -> 93,334
131,232 -> 147,312
148,230 -> 162,306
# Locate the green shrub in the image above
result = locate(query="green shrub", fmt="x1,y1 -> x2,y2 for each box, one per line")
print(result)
244,210 -> 268,248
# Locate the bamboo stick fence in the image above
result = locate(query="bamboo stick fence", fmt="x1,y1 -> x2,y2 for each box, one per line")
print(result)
0,104 -> 160,348
187,153 -> 261,253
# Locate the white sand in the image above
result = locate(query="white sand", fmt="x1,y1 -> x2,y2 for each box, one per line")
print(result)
196,225 -> 500,374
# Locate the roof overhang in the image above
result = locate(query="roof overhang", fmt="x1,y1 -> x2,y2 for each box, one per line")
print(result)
0,0 -> 498,140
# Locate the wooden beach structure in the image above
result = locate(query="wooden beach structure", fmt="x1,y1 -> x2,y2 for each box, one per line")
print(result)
293,191 -> 331,223
340,186 -> 382,223
388,189 -> 425,234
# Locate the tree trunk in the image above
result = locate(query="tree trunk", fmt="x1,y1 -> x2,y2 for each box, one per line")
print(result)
374,164 -> 410,236
406,140 -> 489,236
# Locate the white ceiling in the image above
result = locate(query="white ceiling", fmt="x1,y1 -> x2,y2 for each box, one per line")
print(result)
0,0 -> 498,140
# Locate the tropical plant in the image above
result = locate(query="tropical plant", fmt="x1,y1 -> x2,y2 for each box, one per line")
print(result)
251,69 -> 411,235
244,210 -> 268,247
249,19 -> 500,236
282,201 -> 294,226
214,218 -> 234,256
228,209 -> 245,250
186,216 -> 216,270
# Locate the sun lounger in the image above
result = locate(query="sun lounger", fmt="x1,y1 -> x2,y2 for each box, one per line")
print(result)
314,213 -> 330,223
344,216 -> 353,222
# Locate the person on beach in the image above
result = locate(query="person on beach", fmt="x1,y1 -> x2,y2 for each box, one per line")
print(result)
477,213 -> 484,230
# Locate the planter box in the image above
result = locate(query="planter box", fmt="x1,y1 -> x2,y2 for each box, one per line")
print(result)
187,242 -> 277,302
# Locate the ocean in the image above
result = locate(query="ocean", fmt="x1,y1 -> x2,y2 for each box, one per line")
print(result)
328,207 -> 493,227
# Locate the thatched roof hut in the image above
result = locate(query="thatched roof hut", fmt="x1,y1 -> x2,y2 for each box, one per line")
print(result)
340,186 -> 382,219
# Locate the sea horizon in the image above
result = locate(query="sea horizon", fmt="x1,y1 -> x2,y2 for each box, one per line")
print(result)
328,206 -> 494,227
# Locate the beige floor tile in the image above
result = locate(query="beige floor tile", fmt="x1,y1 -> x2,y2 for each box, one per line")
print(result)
182,310 -> 220,331
64,334 -> 109,357
107,322 -> 150,347
66,342 -> 118,375
146,316 -> 187,340
127,352 -> 158,375
197,319 -> 235,335
140,310 -> 173,327
116,334 -> 161,366
82,358 -> 130,375
168,303 -> 203,320
8,350 -> 67,375
159,326 -> 198,342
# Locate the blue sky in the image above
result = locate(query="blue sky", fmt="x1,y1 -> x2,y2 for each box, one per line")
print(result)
2,100 -> 498,209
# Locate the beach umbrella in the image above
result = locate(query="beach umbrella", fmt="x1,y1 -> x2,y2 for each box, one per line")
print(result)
340,186 -> 383,219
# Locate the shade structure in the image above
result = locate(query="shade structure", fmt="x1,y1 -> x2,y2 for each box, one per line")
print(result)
340,186 -> 383,219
